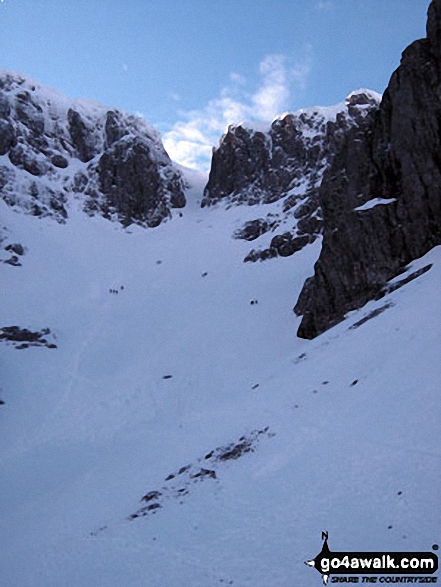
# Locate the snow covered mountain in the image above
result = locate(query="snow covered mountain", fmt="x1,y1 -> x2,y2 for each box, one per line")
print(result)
203,89 -> 380,263
0,69 -> 185,231
201,0 -> 441,340
0,1 -> 440,586
295,0 -> 441,338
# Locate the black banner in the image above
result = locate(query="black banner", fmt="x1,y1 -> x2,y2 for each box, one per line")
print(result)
306,535 -> 438,584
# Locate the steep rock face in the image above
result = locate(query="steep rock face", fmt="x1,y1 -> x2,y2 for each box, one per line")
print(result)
67,108 -> 97,163
203,93 -> 380,208
0,71 -> 185,226
295,0 -> 441,338
203,92 -> 381,262
96,135 -> 185,227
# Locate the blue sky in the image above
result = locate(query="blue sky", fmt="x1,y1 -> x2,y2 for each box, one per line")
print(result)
0,0 -> 430,170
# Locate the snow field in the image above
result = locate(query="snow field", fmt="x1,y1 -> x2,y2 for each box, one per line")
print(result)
0,176 -> 440,586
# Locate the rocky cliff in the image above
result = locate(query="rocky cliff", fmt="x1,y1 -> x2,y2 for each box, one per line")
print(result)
202,90 -> 381,262
295,0 -> 441,338
0,71 -> 185,227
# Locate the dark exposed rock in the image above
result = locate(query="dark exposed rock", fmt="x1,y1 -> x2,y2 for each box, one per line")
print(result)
51,154 -> 68,169
295,0 -> 441,339
67,108 -> 96,163
376,264 -> 433,299
8,145 -> 24,167
349,303 -> 394,330
244,232 -> 312,263
4,255 -> 21,266
0,92 -> 11,118
97,137 -> 185,227
0,119 -> 15,155
233,218 -> 271,241
244,247 -> 278,263
346,90 -> 380,108
141,491 -> 162,503
72,171 -> 88,193
128,428 -> 272,523
5,243 -> 24,255
218,441 -> 252,461
191,468 -> 216,479
143,503 -> 161,512
49,195 -> 68,218
15,91 -> 44,134
297,215 -> 322,236
270,233 -> 310,257
0,166 -> 15,191
104,110 -> 129,147
0,326 -> 56,348
293,196 -> 320,220
202,127 -> 271,206
8,144 -> 46,176
169,188 -> 186,209
31,203 -> 43,216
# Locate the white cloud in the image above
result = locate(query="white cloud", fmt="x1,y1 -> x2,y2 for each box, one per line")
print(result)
251,54 -> 291,120
162,51 -> 312,171
316,1 -> 334,10
229,72 -> 246,85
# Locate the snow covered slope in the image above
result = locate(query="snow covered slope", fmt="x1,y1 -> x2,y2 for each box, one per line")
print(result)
0,172 -> 440,586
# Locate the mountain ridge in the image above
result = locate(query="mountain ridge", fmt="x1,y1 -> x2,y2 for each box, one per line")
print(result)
294,0 -> 441,338
1,0 -> 440,342
202,88 -> 381,262
1,3 -> 440,585
0,68 -> 185,229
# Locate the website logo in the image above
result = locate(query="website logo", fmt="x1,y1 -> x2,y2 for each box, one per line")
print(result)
305,533 -> 438,585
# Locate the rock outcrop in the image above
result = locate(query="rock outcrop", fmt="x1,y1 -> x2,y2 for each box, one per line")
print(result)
203,91 -> 381,262
295,0 -> 441,338
203,93 -> 380,208
0,71 -> 185,227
